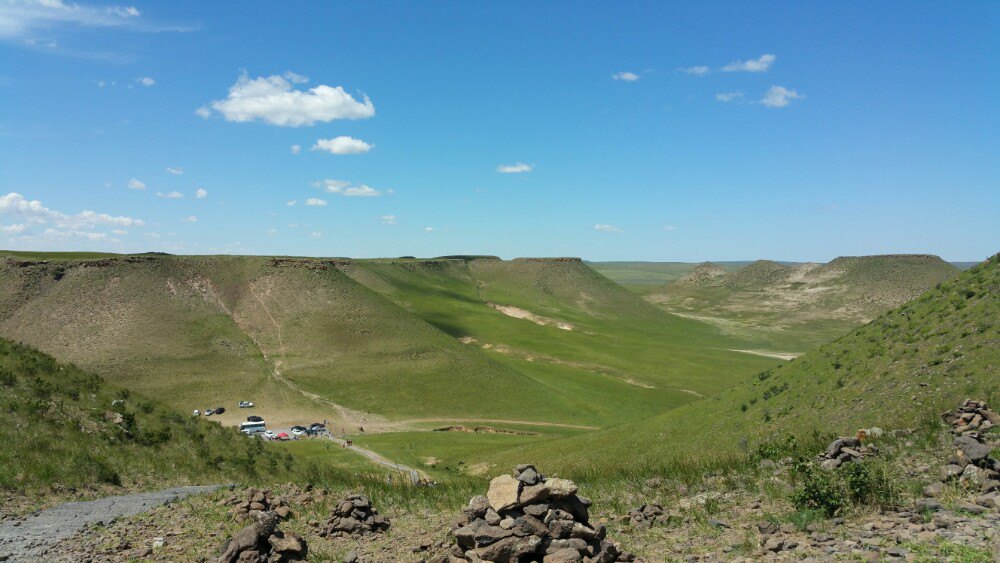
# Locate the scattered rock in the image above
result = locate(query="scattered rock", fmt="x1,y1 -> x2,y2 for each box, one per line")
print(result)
942,400 -> 998,434
222,489 -> 293,522
817,436 -> 878,469
217,511 -> 306,562
321,494 -> 390,537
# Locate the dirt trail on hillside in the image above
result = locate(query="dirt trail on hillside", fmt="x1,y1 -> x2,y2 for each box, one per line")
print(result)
0,485 -> 228,560
729,349 -> 799,361
398,418 -> 599,430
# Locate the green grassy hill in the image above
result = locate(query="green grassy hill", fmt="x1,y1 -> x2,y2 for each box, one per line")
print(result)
645,254 -> 960,353
490,254 -> 999,479
0,337 -> 298,495
587,261 -> 750,293
0,254 -> 776,439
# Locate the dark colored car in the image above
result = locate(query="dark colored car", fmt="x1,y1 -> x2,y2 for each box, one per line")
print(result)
247,415 -> 263,422
215,407 -> 226,414
309,422 -> 325,430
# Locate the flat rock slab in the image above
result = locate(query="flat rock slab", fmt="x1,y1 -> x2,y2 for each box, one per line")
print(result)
0,484 -> 230,561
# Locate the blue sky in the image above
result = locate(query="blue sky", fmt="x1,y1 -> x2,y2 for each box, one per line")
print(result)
1,1 -> 997,261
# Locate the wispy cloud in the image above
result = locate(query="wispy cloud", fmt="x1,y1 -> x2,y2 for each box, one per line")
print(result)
290,144 -> 301,155
0,1 -> 141,40
166,166 -> 183,175
715,91 -> 744,102
380,214 -> 397,225
497,162 -> 533,174
722,54 -> 775,73
611,71 -> 640,82
759,85 -> 803,108
156,191 -> 183,199
311,136 -> 372,155
678,66 -> 710,76
127,178 -> 146,190
305,197 -> 327,206
136,76 -> 155,87
201,72 -> 375,127
195,188 -> 207,199
285,200 -> 297,206
182,215 -> 197,222
594,224 -> 623,233
314,179 -> 384,197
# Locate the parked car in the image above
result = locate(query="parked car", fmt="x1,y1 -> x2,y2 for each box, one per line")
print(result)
247,415 -> 264,422
205,409 -> 215,416
215,407 -> 225,414
263,430 -> 276,439
291,426 -> 307,437
309,422 -> 325,430
193,409 -> 200,416
239,401 -> 255,408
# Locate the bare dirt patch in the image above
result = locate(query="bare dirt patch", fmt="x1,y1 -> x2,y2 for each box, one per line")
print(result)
486,302 -> 574,330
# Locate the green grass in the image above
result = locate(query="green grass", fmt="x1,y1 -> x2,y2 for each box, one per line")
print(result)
0,250 -> 123,260
586,261 -> 750,293
488,254 -> 999,481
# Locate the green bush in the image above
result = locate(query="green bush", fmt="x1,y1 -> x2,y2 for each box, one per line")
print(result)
791,459 -> 898,516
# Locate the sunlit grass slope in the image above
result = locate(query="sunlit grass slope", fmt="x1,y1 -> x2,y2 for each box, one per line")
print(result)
493,255 -> 998,479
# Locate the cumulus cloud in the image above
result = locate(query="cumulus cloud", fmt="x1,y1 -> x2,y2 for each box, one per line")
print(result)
594,224 -> 623,233
314,179 -> 384,197
722,54 -> 775,73
0,193 -> 144,237
715,91 -> 744,102
127,178 -> 146,190
195,188 -> 207,198
290,144 -> 301,154
311,136 -> 372,155
678,66 -> 710,76
611,71 -> 640,82
203,72 -> 375,127
42,228 -> 111,241
380,214 -> 397,225
759,85 -> 804,108
305,197 -> 327,206
194,106 -> 211,119
166,166 -> 183,175
156,191 -> 183,199
497,162 -> 533,174
136,76 -> 155,87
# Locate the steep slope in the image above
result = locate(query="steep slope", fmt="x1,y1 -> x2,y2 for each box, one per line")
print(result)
674,262 -> 727,285
646,254 -> 960,352
492,255 -> 999,478
0,338 -> 296,495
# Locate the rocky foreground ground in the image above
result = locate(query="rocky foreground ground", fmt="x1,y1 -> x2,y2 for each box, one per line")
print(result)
6,404 -> 1000,562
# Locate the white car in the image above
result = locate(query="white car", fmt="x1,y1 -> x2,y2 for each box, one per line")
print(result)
263,430 -> 276,439
193,409 -> 200,416
291,426 -> 306,437
205,409 -> 214,416
239,401 -> 255,408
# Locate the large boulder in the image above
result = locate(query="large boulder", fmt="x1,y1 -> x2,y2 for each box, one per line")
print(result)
487,474 -> 521,512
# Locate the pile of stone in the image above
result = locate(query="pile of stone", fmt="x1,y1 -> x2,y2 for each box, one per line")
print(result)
222,488 -> 292,521
817,437 -> 878,469
624,504 -> 666,528
942,399 -> 998,435
443,464 -> 633,563
216,512 -> 307,563
319,494 -> 390,537
935,434 -> 1000,494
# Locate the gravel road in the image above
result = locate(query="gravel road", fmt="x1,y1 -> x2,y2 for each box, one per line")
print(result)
0,484 -> 230,561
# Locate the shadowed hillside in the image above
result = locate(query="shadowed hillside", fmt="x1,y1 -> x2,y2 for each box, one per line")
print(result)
491,254 -> 999,478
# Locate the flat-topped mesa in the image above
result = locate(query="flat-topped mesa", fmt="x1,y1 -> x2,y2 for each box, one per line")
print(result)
435,255 -> 503,261
444,464 -> 634,562
512,257 -> 583,263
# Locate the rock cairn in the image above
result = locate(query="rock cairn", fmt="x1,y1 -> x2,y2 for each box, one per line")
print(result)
443,464 -> 633,563
942,399 -> 998,435
936,432 -> 1000,494
216,511 -> 308,563
222,488 -> 293,521
817,437 -> 878,469
319,494 -> 390,537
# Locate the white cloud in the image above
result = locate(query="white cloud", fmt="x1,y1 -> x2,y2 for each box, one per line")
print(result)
308,231 -> 322,238
380,214 -> 397,225
594,224 -> 623,233
722,54 -> 775,73
282,71 -> 308,84
2,224 -> 27,234
715,91 -> 744,102
181,215 -> 197,222
111,229 -> 127,235
127,178 -> 146,190
194,106 -> 211,119
497,162 -> 533,174
424,226 -> 434,232
166,166 -> 183,175
0,0 -> 143,41
759,85 -> 804,108
290,144 -> 301,154
156,191 -> 184,199
305,197 -> 327,206
203,72 -> 375,127
314,179 -> 383,197
195,188 -> 207,199
0,193 -> 144,232
42,228 -> 111,241
678,66 -> 710,76
266,228 -> 277,236
285,200 -> 297,206
664,224 -> 677,231
136,76 -> 155,87
311,136 -> 372,155
611,71 -> 640,82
